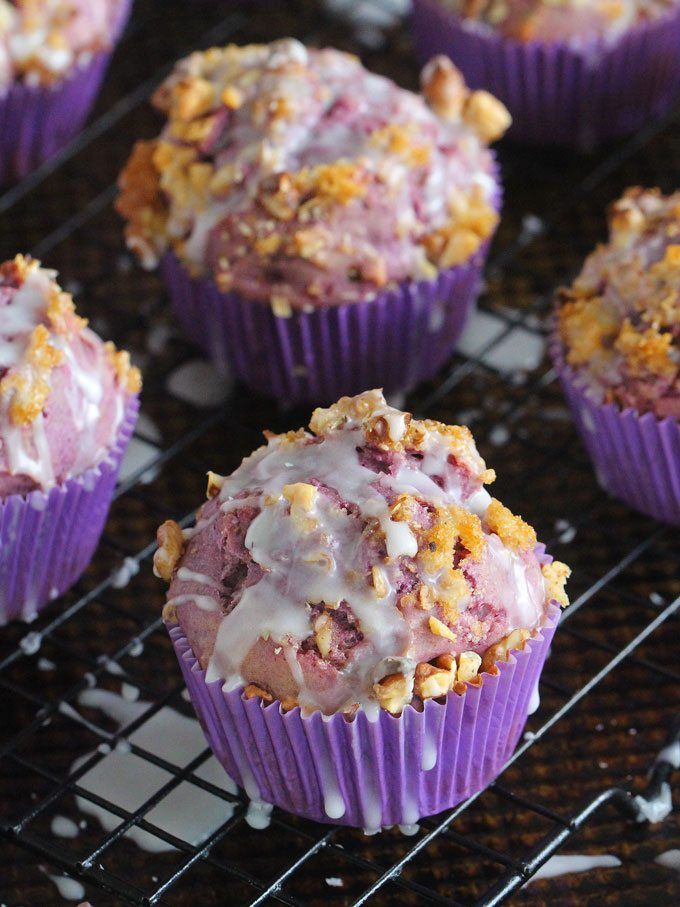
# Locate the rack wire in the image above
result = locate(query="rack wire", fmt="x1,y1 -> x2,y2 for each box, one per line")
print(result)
0,1 -> 678,904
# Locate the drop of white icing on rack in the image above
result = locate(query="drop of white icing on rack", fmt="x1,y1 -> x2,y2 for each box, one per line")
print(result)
528,853 -> 621,882
655,849 -> 680,873
633,782 -> 673,824
50,815 -> 79,839
20,631 -> 42,655
166,359 -> 231,408
40,868 -> 85,901
245,799 -> 273,830
111,557 -> 140,589
66,688 -> 273,853
325,877 -> 344,887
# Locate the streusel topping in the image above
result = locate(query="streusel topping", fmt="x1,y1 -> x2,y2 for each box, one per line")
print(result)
557,188 -> 680,419
117,40 -> 510,311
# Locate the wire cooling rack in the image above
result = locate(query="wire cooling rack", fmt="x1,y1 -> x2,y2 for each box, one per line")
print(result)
0,1 -> 679,904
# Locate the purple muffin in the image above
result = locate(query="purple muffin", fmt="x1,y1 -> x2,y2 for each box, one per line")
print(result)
552,187 -> 680,524
412,0 -> 680,148
157,390 -> 569,827
0,255 -> 140,622
0,0 -> 132,183
117,39 -> 510,403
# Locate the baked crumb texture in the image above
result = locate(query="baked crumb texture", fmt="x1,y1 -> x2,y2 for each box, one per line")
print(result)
157,389 -> 569,716
117,40 -> 510,311
557,187 -> 680,419
0,255 -> 141,428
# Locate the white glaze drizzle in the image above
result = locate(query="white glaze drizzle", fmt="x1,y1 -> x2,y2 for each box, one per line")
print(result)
0,262 -> 128,488
174,392 -> 549,714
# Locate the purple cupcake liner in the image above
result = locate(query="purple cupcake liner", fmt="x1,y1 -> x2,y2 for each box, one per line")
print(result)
551,337 -> 680,526
0,397 -> 139,625
0,0 -> 132,184
168,601 -> 560,829
411,0 -> 680,148
161,248 -> 487,405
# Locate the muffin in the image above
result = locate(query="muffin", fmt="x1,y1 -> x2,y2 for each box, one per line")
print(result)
412,0 -> 680,148
116,39 -> 510,403
158,389 -> 569,828
0,0 -> 132,183
0,255 -> 140,622
552,188 -> 680,525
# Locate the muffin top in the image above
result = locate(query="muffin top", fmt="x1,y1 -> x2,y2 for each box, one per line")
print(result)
441,0 -> 677,44
117,39 -> 510,313
156,390 -> 569,717
0,0 -> 124,87
557,188 -> 680,420
0,255 -> 141,495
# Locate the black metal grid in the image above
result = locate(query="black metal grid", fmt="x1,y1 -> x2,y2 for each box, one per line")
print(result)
0,1 -> 678,904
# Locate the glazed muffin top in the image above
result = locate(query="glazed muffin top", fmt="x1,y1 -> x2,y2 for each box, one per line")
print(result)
440,0 -> 678,43
155,390 -> 569,717
0,0 -> 125,86
0,255 -> 141,495
557,188 -> 680,420
117,39 -> 510,313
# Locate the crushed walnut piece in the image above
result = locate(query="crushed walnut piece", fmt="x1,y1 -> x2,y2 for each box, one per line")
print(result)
373,672 -> 414,715
154,520 -> 185,582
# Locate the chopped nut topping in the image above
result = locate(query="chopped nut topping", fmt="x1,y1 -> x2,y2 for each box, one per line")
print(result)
154,520 -> 185,582
162,602 -> 179,624
481,628 -> 531,673
462,91 -> 512,143
371,565 -> 388,599
429,615 -> 456,641
206,471 -> 226,499
118,43 -> 504,309
314,612 -> 333,657
414,662 -> 454,699
244,683 -> 274,702
456,650 -> 482,684
373,672 -> 414,715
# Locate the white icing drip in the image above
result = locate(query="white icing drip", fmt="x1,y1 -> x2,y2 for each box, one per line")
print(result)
634,782 -> 673,824
167,593 -> 220,613
421,726 -> 438,771
527,682 -> 540,715
42,870 -> 85,902
528,854 -> 621,882
245,799 -> 273,830
176,567 -> 223,591
657,741 -> 680,769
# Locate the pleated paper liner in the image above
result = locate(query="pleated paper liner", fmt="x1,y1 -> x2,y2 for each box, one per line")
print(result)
551,337 -> 680,526
169,600 -> 560,830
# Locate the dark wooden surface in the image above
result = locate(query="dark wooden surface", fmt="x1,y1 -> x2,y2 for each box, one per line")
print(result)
0,1 -> 678,904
